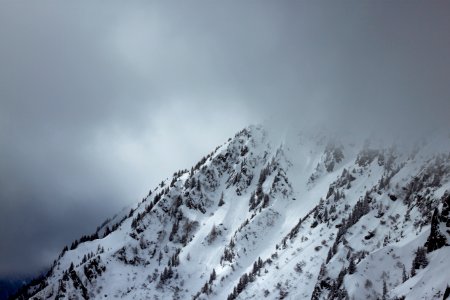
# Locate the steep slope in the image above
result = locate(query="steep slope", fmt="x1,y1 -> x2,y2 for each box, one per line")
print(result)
13,126 -> 450,300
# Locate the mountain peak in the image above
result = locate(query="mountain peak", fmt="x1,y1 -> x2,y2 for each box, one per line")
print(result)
15,126 -> 450,300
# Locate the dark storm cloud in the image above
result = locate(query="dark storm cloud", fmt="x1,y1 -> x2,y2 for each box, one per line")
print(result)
0,1 -> 449,277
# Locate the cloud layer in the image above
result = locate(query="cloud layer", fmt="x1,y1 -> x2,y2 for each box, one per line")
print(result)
1,1 -> 449,277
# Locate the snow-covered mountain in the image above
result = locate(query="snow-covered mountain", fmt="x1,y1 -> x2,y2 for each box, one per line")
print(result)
14,125 -> 450,299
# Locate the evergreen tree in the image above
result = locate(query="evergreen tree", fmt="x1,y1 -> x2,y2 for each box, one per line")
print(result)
382,279 -> 388,300
410,263 -> 416,277
207,224 -> 218,244
425,208 -> 447,252
158,251 -> 163,266
218,192 -> 225,207
311,263 -> 328,300
169,221 -> 179,242
402,264 -> 408,283
443,285 -> 450,300
335,266 -> 347,290
262,194 -> 270,208
252,261 -> 259,274
103,226 -> 111,237
209,269 -> 216,283
258,257 -> 263,269
236,273 -> 248,294
412,247 -> 428,270
201,282 -> 209,294
348,258 -> 356,274
249,191 -> 255,210
326,248 -> 333,263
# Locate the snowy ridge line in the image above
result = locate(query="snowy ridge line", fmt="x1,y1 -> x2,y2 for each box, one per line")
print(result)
12,125 -> 450,300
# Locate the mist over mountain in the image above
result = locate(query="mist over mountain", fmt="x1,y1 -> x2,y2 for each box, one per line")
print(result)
1,1 -> 450,299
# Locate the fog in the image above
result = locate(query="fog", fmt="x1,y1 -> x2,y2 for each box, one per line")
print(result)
0,0 -> 449,277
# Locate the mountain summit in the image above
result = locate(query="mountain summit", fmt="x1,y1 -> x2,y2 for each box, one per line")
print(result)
14,125 -> 450,299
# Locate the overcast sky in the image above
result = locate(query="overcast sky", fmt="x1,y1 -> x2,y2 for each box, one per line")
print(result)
0,1 -> 449,278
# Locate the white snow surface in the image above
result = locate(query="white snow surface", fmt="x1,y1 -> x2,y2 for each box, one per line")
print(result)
16,125 -> 450,300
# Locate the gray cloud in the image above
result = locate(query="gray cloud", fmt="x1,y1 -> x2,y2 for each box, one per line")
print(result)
1,1 -> 449,277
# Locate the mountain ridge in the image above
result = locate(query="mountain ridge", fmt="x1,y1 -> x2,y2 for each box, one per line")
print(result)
13,125 -> 450,299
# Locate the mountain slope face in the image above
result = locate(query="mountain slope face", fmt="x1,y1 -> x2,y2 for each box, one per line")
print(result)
15,126 -> 450,300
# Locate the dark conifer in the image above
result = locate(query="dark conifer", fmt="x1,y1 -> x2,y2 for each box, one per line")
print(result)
209,268 -> 216,283
382,279 -> 388,300
263,194 -> 270,208
218,192 -> 225,207
348,258 -> 356,274
425,208 -> 447,252
402,264 -> 408,283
